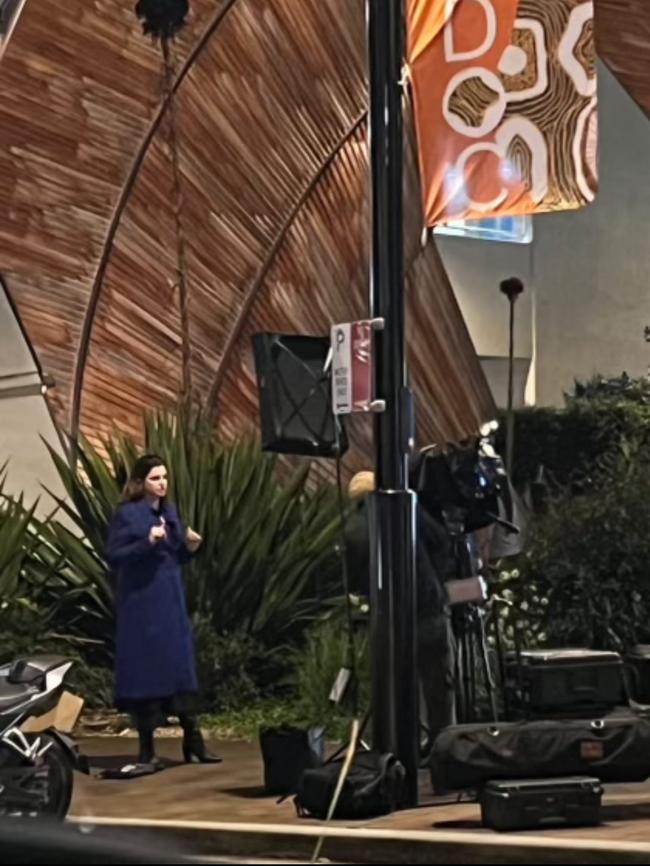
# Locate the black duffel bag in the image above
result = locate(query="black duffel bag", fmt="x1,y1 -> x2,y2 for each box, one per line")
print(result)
295,751 -> 406,820
431,709 -> 650,791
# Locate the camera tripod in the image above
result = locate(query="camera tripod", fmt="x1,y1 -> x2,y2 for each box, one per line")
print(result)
445,520 -> 499,725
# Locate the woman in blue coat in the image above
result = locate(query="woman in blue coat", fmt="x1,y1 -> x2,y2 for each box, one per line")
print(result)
106,454 -> 220,767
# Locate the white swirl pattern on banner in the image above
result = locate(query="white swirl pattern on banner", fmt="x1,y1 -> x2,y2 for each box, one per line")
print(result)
440,0 -> 597,215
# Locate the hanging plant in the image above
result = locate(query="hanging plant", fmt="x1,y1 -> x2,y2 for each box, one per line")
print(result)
135,0 -> 189,41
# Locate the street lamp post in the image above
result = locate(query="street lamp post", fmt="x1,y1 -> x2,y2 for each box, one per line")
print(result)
367,0 -> 419,807
500,277 -> 525,478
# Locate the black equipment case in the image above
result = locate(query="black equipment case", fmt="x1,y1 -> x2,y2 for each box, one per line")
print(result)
505,649 -> 626,717
431,709 -> 650,791
480,776 -> 603,832
626,645 -> 650,704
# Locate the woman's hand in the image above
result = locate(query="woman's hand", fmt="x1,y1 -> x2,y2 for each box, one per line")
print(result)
149,518 -> 167,545
185,526 -> 203,553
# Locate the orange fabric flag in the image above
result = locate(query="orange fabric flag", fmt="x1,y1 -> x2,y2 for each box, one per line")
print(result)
406,0 -> 599,226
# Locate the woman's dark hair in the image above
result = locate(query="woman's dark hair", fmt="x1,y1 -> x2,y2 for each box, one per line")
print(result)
123,454 -> 167,502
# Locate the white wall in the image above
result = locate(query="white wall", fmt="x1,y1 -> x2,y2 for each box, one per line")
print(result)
0,282 -> 65,508
436,232 -> 536,409
533,65 -> 650,406
437,233 -> 535,361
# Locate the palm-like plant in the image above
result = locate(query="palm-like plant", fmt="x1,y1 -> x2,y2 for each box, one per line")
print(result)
0,470 -> 79,661
0,466 -> 35,599
38,412 -> 343,661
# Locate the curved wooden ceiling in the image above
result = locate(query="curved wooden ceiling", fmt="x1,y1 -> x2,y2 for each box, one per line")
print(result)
0,0 -> 494,472
595,0 -> 650,118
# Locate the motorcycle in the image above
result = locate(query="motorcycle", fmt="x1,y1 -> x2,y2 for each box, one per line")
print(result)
0,656 -> 88,819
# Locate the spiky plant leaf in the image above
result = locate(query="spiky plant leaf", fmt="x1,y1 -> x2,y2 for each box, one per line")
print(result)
15,410 -> 343,670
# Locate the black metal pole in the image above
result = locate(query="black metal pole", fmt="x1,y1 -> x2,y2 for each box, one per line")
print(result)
367,0 -> 419,807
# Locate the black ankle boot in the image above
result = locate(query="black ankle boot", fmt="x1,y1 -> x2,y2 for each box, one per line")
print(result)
181,720 -> 222,765
137,728 -> 161,767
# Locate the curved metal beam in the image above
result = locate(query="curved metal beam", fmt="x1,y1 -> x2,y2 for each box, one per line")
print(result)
207,109 -> 369,414
70,0 -> 239,439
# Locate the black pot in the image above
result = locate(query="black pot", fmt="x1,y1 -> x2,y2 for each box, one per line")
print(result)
259,725 -> 325,796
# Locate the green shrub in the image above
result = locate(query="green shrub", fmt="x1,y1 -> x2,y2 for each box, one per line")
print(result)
193,621 -> 288,713
290,611 -> 370,733
501,374 -> 650,493
65,661 -> 115,710
504,450 -> 650,651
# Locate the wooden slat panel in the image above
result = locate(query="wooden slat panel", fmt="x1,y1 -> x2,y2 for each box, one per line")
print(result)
0,0 -> 495,462
0,0 -> 226,430
214,120 -> 494,479
595,0 -> 650,117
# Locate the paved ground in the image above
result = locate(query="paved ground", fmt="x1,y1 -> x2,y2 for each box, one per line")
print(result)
71,736 -> 650,845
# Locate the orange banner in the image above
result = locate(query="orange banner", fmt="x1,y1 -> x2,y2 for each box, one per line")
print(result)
407,0 -> 599,226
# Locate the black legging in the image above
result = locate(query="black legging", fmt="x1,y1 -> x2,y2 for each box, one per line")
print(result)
136,713 -> 200,763
417,610 -> 457,749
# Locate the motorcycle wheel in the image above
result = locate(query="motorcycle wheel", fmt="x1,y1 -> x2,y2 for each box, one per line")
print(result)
0,733 -> 74,820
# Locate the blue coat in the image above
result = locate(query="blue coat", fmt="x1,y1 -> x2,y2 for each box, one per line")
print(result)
106,499 -> 198,703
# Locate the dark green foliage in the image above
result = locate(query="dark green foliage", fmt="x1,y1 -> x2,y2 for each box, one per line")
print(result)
496,375 -> 650,651
0,412 -> 344,712
501,374 -> 650,492
503,451 -> 650,651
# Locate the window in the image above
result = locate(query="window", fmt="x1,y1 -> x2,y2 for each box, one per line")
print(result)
0,0 -> 23,40
434,214 -> 533,244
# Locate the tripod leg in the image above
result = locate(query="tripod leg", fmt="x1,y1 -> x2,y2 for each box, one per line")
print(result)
453,629 -> 464,723
478,611 -> 499,722
460,625 -> 472,724
468,623 -> 477,722
493,603 -> 510,720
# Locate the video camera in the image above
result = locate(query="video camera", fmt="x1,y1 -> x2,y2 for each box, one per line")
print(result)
412,423 -> 516,535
